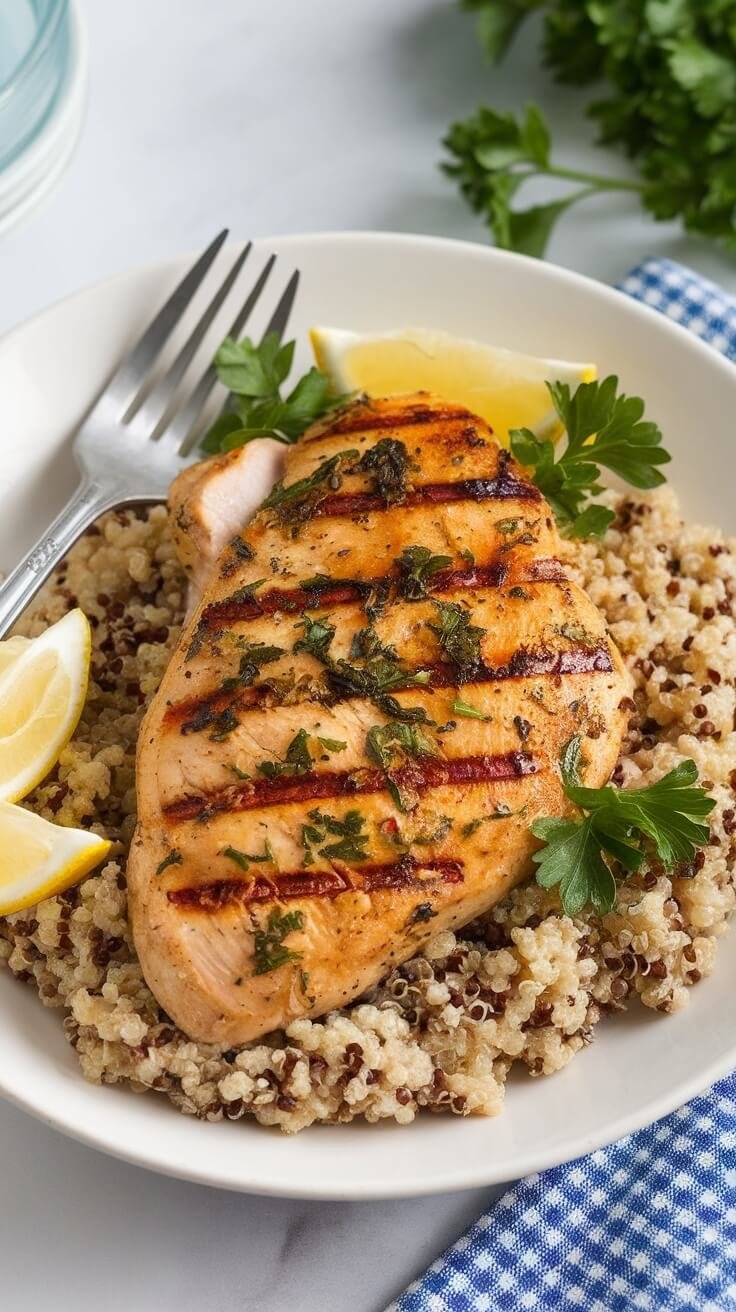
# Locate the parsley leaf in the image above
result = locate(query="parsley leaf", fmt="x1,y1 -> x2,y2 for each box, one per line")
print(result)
452,695 -> 492,721
428,601 -> 486,669
366,721 -> 440,812
261,449 -> 359,529
221,845 -> 271,871
510,375 -> 670,539
155,849 -> 183,876
442,102 -> 643,259
353,439 -> 413,505
256,727 -> 346,779
253,908 -> 304,975
201,333 -> 351,453
257,728 -> 314,780
293,611 -> 432,725
302,808 -> 370,864
532,759 -> 715,916
221,643 -> 284,690
293,613 -> 336,663
395,545 -> 453,601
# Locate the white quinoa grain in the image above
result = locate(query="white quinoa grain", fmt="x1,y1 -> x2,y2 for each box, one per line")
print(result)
1,491 -> 734,1132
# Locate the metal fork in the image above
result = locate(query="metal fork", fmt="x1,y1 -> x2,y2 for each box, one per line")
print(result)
0,230 -> 299,637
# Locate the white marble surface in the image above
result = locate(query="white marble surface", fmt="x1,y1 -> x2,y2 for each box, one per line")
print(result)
2,3 -> 736,1309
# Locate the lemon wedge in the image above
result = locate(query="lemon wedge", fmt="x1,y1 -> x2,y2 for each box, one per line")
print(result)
0,634 -> 30,676
0,609 -> 91,803
0,799 -> 110,915
311,326 -> 596,445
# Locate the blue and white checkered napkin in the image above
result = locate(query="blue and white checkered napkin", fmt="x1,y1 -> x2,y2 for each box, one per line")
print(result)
387,259 -> 736,1312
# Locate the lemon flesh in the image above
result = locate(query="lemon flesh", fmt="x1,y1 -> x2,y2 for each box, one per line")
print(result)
311,326 -> 596,446
0,609 -> 91,802
0,799 -> 110,915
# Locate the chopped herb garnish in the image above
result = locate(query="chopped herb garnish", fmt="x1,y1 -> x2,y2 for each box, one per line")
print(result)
349,624 -> 398,662
559,734 -> 584,789
220,535 -> 254,577
257,728 -> 314,779
293,613 -> 336,662
513,715 -> 532,742
229,764 -> 252,781
460,548 -> 475,565
155,849 -> 183,876
328,656 -> 431,723
412,815 -> 453,845
395,545 -> 452,601
221,642 -> 284,690
209,706 -> 240,742
510,376 -> 669,540
299,969 -> 315,1003
316,735 -> 347,753
366,721 -> 440,812
252,908 -> 304,975
224,579 -> 267,603
461,804 -> 513,838
294,612 -> 431,723
221,845 -> 271,871
184,622 -> 208,663
428,600 -> 486,669
532,759 -> 715,916
496,517 -> 521,536
262,449 -> 359,529
352,438 -> 413,505
409,901 -> 438,925
556,621 -> 598,645
452,695 -> 492,722
302,808 -> 370,864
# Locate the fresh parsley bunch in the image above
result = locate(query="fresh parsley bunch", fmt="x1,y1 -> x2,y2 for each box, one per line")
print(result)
532,743 -> 715,916
510,374 -> 670,538
447,0 -> 736,255
201,333 -> 347,453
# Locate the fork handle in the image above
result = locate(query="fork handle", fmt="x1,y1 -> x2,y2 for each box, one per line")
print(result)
0,479 -> 118,638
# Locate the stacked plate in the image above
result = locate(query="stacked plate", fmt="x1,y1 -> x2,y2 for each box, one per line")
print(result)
0,0 -> 86,235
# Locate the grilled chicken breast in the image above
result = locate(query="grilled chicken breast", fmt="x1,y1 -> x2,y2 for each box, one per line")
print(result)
128,393 -> 631,1046
170,439 -> 284,609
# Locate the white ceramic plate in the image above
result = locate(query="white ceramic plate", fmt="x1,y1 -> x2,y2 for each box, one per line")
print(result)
0,232 -> 734,1199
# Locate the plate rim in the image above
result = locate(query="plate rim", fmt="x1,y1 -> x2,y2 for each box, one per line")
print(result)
1,228 -> 735,1199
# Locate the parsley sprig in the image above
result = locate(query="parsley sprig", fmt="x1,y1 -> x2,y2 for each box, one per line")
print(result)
448,3 -> 736,255
532,757 -> 715,917
201,333 -> 350,453
442,102 -> 643,259
510,375 -> 670,539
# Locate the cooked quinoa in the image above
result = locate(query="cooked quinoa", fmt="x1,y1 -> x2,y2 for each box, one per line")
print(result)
1,488 -> 734,1133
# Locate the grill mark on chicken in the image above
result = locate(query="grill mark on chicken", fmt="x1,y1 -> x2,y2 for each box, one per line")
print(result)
315,402 -> 474,437
310,474 -> 540,519
198,556 -> 565,629
163,751 -> 538,822
167,641 -> 613,732
167,856 -> 465,912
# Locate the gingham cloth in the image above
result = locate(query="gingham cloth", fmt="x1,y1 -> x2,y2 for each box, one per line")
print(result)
387,260 -> 736,1312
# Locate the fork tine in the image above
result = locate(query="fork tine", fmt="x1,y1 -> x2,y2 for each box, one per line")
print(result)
260,269 -> 300,342
104,229 -> 229,418
163,253 -> 279,453
126,242 -> 253,436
